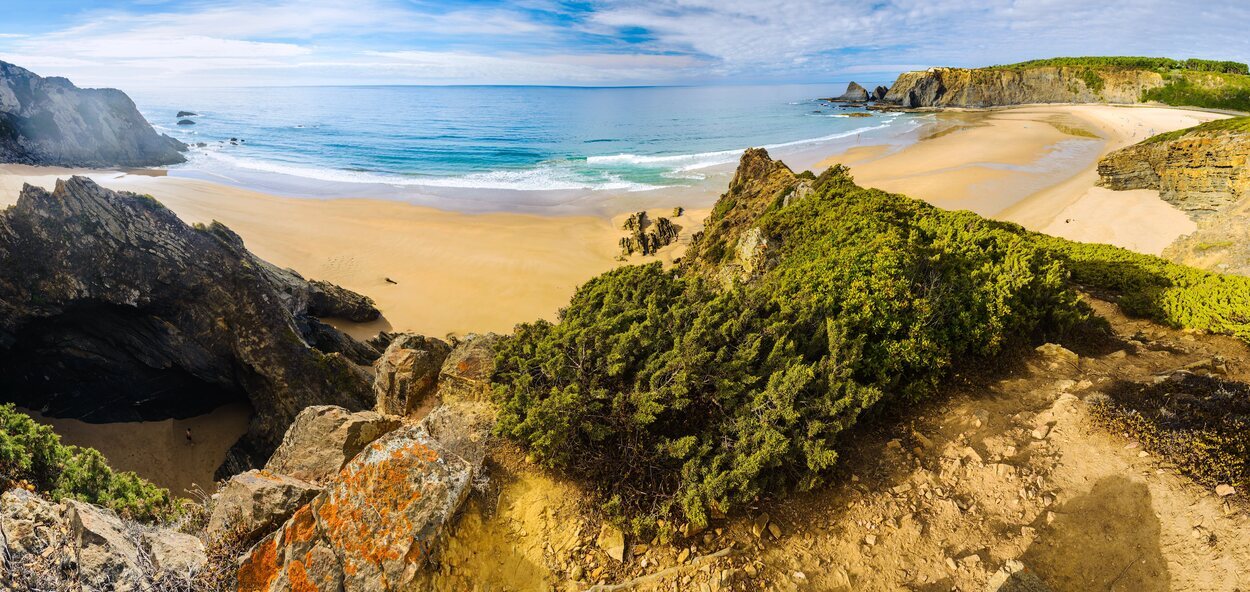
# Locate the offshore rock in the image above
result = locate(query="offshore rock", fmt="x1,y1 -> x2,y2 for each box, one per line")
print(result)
0,60 -> 186,167
263,405 -> 402,484
374,334 -> 452,416
0,177 -> 377,474
833,81 -> 870,102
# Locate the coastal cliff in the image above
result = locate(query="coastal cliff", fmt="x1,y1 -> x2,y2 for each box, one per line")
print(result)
0,60 -> 186,167
1096,118 -> 1250,275
880,57 -> 1250,110
882,66 -> 1163,108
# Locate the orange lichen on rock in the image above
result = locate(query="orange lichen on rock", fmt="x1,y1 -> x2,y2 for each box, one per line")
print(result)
237,535 -> 280,592
286,559 -> 318,592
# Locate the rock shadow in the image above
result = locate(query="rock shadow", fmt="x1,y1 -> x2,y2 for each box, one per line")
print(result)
1022,475 -> 1170,591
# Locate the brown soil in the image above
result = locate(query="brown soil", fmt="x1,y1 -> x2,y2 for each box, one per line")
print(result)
423,296 -> 1250,591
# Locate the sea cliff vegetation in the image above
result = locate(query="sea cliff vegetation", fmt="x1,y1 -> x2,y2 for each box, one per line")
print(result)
490,150 -> 1250,532
989,56 -> 1249,75
0,404 -> 177,521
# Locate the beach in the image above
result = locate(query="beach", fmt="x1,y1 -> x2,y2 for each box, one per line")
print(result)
0,103 -> 1219,493
816,104 -> 1225,254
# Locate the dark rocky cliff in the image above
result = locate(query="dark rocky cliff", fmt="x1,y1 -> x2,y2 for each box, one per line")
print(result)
0,177 -> 378,474
0,60 -> 186,167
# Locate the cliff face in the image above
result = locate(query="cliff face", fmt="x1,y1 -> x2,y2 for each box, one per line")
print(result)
1098,126 -> 1250,216
1097,120 -> 1250,275
0,177 -> 377,473
882,67 -> 1164,108
0,61 -> 186,167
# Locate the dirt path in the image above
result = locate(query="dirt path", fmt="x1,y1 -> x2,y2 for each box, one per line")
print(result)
425,297 -> 1250,591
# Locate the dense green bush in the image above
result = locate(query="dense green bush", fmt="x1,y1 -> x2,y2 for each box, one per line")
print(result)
492,168 -> 1089,529
0,404 -> 177,521
1034,237 -> 1250,340
1142,71 -> 1250,112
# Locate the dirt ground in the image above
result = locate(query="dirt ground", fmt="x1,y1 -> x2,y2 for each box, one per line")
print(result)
418,296 -> 1250,592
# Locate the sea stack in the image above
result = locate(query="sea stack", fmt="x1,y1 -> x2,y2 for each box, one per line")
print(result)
834,81 -> 870,102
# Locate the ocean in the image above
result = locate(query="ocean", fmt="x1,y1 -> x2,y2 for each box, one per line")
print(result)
131,83 -> 926,212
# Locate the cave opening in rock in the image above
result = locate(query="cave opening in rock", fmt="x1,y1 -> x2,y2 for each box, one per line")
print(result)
0,301 -> 249,423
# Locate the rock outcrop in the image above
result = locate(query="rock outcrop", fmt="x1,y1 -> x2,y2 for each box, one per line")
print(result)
436,333 -> 501,403
207,470 -> 323,542
263,405 -> 401,484
686,148 -> 801,271
1097,119 -> 1250,276
619,211 -> 681,256
880,66 -> 1163,108
873,85 -> 889,100
1,489 -> 206,590
831,81 -> 870,102
374,334 -> 452,416
237,402 -> 491,592
0,177 -> 380,475
1097,122 -> 1250,216
0,60 -> 186,167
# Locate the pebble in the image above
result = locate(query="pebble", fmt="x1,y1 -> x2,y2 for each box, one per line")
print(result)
1031,424 -> 1051,440
750,514 -> 770,539
1216,484 -> 1236,497
864,534 -> 877,546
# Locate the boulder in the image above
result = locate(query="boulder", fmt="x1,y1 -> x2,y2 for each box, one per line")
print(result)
1,488 -> 69,563
207,470 -> 323,542
415,401 -> 496,470
64,500 -> 146,591
0,177 -> 379,477
238,423 -> 475,592
264,405 -> 402,483
374,334 -> 452,416
437,333 -> 502,403
176,111 -> 198,117
0,59 -> 186,167
177,119 -> 196,125
141,529 -> 207,577
873,85 -> 889,100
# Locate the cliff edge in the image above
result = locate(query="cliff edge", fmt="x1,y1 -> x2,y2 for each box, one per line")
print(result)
0,60 -> 186,167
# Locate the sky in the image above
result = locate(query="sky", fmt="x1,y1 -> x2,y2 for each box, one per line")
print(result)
0,0 -> 1247,88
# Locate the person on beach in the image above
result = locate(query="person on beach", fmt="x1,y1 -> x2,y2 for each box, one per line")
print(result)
185,428 -> 194,446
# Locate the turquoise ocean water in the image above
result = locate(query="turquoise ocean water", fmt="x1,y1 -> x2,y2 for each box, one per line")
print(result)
132,83 -> 925,212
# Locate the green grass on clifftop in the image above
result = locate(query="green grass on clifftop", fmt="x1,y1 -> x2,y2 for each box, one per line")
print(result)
0,404 -> 177,521
988,56 -> 1249,75
1141,71 -> 1250,112
1142,115 -> 1250,144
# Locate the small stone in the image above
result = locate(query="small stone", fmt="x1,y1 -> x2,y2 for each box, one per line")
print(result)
864,534 -> 877,546
597,524 -> 626,562
1138,451 -> 1150,458
891,483 -> 912,495
1216,484 -> 1236,497
945,557 -> 958,570
1108,350 -> 1127,359
960,554 -> 981,566
751,513 -> 770,539
570,565 -> 585,581
792,571 -> 807,582
1031,424 -> 1051,440
767,522 -> 782,540
677,548 -> 691,563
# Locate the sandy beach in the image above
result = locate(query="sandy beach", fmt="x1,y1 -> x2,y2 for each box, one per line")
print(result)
816,104 -> 1225,254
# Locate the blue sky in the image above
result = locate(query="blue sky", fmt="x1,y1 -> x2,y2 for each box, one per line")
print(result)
1,0 -> 1247,88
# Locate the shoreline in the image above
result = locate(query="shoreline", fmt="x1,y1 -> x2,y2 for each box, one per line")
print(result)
816,104 -> 1224,254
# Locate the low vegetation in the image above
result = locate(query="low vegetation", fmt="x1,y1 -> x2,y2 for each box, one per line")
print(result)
1142,71 -> 1250,112
493,165 -> 1092,531
1090,375 -> 1250,491
1141,115 -> 1250,145
989,56 -> 1249,75
0,403 -> 178,521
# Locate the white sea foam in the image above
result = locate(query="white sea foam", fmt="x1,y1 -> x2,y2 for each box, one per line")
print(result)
191,150 -> 661,192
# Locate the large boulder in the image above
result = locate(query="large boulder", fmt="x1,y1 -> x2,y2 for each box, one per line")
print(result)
64,500 -> 146,590
264,405 -> 401,484
437,333 -> 502,403
141,529 -> 207,579
374,334 -> 452,416
0,177 -> 380,476
207,470 -> 322,542
238,424 -> 473,592
0,60 -> 186,167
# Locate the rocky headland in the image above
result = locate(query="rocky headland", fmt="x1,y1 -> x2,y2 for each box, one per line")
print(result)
1097,117 -> 1250,275
0,60 -> 186,167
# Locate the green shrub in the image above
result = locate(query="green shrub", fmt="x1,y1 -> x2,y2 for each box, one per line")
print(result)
1033,237 -> 1250,340
988,56 -> 1248,75
1090,375 -> 1250,490
1142,71 -> 1250,112
493,169 -> 1089,530
0,404 -> 177,522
